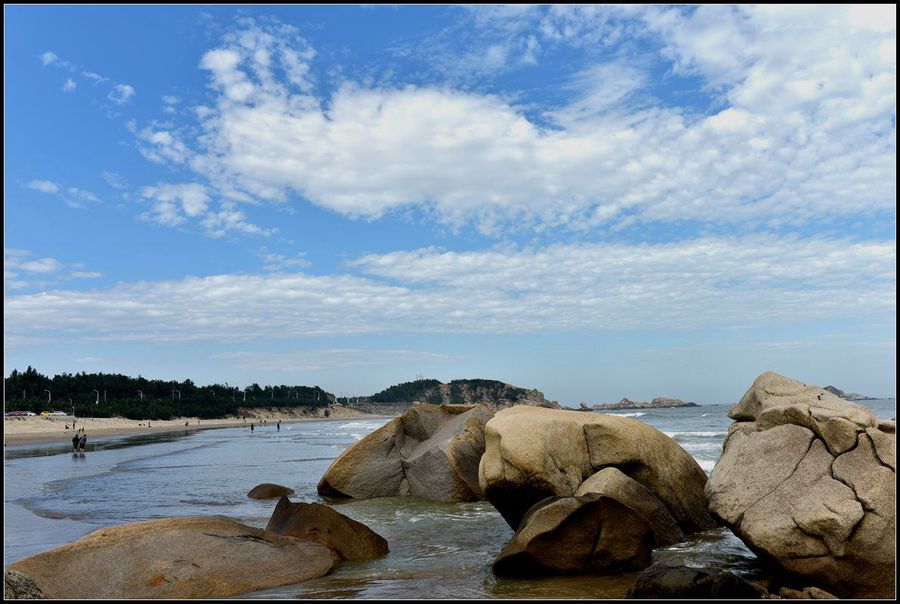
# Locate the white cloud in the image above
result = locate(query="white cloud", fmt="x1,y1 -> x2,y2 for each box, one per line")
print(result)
4,237 -> 894,345
4,249 -> 102,291
256,247 -> 311,271
40,51 -> 58,66
175,8 -> 893,234
108,83 -> 135,105
101,171 -> 128,190
62,78 -> 76,92
211,349 -> 452,372
27,180 -> 60,194
137,127 -> 191,164
140,183 -> 210,225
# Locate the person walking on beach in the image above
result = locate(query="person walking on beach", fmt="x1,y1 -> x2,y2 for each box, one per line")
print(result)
277,420 -> 280,431
72,434 -> 79,453
78,433 -> 87,453
250,423 -> 254,432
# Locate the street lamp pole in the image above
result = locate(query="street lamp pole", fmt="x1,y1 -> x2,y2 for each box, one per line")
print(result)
93,390 -> 99,405
137,390 -> 143,400
44,389 -> 51,404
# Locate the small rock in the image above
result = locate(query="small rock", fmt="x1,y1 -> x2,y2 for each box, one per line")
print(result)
247,483 -> 295,499
266,497 -> 388,561
625,565 -> 762,599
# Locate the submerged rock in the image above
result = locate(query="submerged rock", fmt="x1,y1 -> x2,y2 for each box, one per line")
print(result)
625,565 -> 762,599
318,403 -> 494,502
707,371 -> 895,599
7,516 -> 333,599
266,497 -> 388,561
4,569 -> 46,599
247,483 -> 295,499
492,494 -> 654,577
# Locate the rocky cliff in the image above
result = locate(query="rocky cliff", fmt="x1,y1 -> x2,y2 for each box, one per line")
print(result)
592,397 -> 699,411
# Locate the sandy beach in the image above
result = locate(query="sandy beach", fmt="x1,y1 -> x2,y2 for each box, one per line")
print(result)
4,405 -> 392,446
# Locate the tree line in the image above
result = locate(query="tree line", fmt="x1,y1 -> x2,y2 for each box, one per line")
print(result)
4,366 -> 334,420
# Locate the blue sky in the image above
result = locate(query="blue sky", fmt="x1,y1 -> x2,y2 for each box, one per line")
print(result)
4,5 -> 896,405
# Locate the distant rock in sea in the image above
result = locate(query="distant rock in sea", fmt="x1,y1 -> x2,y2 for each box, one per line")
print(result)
592,397 -> 699,411
823,385 -> 874,401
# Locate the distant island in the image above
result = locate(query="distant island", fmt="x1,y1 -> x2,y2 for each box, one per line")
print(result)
583,397 -> 700,411
339,378 -> 561,413
824,385 -> 876,401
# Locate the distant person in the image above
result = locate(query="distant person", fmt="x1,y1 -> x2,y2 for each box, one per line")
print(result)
250,423 -> 254,432
72,434 -> 80,453
65,423 -> 69,430
277,420 -> 280,431
78,433 -> 87,453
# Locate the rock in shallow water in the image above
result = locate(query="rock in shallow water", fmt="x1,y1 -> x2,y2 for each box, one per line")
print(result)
247,483 -> 295,499
492,494 -> 654,577
8,516 -> 333,599
478,406 -> 715,533
707,371 -> 895,599
318,403 -> 494,502
625,564 -> 762,599
266,496 -> 389,561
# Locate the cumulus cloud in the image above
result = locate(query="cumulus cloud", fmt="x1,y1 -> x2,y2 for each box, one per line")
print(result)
40,51 -> 58,66
166,7 -> 894,235
4,237 -> 894,345
108,83 -> 135,105
140,183 -> 211,226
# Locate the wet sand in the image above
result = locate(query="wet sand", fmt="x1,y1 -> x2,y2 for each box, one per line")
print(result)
4,406 -> 393,446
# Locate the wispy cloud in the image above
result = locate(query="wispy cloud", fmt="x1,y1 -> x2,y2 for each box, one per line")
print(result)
5,236 -> 894,345
108,84 -> 135,105
26,180 -> 101,208
4,249 -> 103,292
62,78 -> 76,92
211,349 -> 453,372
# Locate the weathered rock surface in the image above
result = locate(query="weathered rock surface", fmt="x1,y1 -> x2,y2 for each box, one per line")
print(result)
247,483 -> 295,499
625,565 -> 762,599
318,403 -> 494,502
478,406 -> 715,532
492,494 -> 654,577
707,371 -> 895,599
8,516 -> 333,599
266,497 -> 388,561
574,467 -> 684,546
4,570 -> 46,599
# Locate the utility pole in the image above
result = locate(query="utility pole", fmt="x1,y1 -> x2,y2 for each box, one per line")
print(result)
138,390 -> 143,400
44,389 -> 51,403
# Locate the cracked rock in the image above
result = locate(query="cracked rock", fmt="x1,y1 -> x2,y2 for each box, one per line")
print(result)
707,372 -> 895,598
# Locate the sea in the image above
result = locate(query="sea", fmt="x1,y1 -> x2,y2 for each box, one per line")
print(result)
4,400 -> 895,599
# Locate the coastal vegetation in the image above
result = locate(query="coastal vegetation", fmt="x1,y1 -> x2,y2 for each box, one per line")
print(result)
3,366 -> 332,420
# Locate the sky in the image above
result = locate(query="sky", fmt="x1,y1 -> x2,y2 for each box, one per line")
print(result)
4,4 -> 896,406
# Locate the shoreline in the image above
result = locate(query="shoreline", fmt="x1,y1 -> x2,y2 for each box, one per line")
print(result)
4,409 -> 395,447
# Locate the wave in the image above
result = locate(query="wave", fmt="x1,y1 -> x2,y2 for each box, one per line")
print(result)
664,431 -> 727,438
608,412 -> 646,417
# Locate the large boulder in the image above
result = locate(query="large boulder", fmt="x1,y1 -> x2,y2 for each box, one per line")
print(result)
318,403 -> 494,502
266,497 -> 388,561
707,372 -> 895,598
248,483 -> 295,499
4,570 -> 46,599
7,516 -> 333,599
478,406 -> 715,532
492,494 -> 654,577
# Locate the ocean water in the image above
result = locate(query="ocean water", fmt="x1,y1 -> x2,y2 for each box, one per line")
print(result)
4,400 -> 895,599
